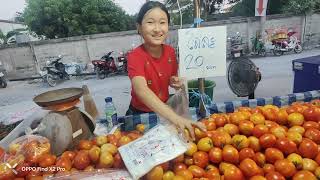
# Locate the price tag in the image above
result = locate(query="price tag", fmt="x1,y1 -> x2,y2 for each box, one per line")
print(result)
178,26 -> 227,79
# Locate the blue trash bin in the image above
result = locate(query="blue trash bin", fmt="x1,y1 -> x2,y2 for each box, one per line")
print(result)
292,55 -> 320,93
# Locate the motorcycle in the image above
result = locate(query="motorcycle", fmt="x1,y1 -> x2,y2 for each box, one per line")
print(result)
228,32 -> 245,59
251,35 -> 266,57
92,51 -> 127,79
272,31 -> 302,56
0,62 -> 7,88
40,55 -> 70,87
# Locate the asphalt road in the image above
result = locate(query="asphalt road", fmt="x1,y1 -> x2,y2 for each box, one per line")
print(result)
0,49 -> 320,124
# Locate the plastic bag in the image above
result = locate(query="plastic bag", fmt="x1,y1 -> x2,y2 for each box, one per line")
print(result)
8,135 -> 51,164
166,87 -> 192,120
45,169 -> 133,180
118,124 -> 188,180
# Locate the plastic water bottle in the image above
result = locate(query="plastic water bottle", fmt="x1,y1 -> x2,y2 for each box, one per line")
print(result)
105,97 -> 117,131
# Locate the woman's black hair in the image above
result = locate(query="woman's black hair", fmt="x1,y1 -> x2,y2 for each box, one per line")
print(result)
136,1 -> 170,25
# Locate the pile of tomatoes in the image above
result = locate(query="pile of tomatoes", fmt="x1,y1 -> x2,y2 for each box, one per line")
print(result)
1,99 -> 320,180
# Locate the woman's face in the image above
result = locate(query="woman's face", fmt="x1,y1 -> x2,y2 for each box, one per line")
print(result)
138,8 -> 169,47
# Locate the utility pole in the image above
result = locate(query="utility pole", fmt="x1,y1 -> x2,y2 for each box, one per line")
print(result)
193,0 -> 206,118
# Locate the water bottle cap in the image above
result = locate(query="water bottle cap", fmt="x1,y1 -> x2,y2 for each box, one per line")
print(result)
105,97 -> 112,103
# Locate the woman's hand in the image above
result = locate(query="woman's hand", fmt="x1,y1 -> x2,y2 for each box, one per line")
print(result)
170,76 -> 184,90
174,116 -> 206,142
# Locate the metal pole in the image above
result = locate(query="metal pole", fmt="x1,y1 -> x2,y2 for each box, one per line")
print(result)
193,0 -> 206,118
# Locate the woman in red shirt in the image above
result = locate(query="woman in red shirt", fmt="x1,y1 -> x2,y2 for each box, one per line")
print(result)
127,1 -> 205,140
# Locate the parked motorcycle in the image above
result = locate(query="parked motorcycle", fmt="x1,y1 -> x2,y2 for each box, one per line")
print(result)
0,62 -> 7,88
92,51 -> 127,79
251,35 -> 266,57
272,31 -> 302,56
40,55 -> 70,87
228,32 -> 245,59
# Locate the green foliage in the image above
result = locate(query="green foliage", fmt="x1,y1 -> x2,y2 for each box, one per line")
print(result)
282,0 -> 317,15
170,4 -> 194,25
23,0 -> 136,38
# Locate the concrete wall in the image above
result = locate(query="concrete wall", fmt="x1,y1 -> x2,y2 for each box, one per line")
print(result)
1,13 -> 320,79
0,20 -> 26,35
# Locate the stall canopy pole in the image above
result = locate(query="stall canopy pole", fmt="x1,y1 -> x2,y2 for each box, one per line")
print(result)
193,0 -> 206,118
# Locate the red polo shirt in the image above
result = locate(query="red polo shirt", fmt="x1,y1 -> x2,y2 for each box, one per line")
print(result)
127,44 -> 178,112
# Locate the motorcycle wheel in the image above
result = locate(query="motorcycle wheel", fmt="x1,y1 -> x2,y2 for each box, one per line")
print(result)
0,77 -> 7,88
273,45 -> 283,56
46,74 -> 57,87
259,48 -> 266,57
294,44 -> 303,53
96,67 -> 106,79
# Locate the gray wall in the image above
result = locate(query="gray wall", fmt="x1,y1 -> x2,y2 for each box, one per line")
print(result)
1,13 -> 320,79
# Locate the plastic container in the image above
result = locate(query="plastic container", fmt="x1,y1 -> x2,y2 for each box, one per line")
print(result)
105,97 -> 117,131
188,80 -> 216,107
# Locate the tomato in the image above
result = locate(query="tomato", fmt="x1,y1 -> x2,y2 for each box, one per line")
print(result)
173,163 -> 187,174
265,148 -> 284,164
193,151 -> 209,169
55,157 -> 72,171
302,158 -> 318,172
195,128 -> 207,140
262,108 -> 278,121
303,107 -> 319,122
292,170 -> 317,180
250,113 -> 265,125
184,156 -> 194,166
212,131 -> 231,148
253,152 -> 266,167
214,115 -> 227,128
205,169 -> 221,180
231,135 -> 249,150
224,124 -> 239,136
275,138 -> 297,155
303,121 -> 320,130
276,109 -> 289,125
274,159 -> 296,177
205,120 -> 216,131
73,150 -> 91,170
250,175 -> 266,180
298,138 -> 318,159
107,134 -> 119,146
264,120 -> 279,129
197,137 -> 213,152
38,154 -> 56,168
288,112 -> 304,126
262,164 -> 275,174
14,162 -> 31,178
78,140 -> 93,150
265,171 -> 285,180
239,148 -> 255,162
286,131 -> 303,145
259,134 -> 276,149
163,171 -> 175,180
185,142 -> 198,156
270,126 -> 286,139
248,136 -> 261,152
223,166 -> 244,180
222,145 -> 239,164
230,112 -> 246,125
176,169 -> 193,180
118,136 -> 132,146
251,106 -> 263,114
61,151 -> 76,161
314,167 -> 320,179
239,120 -> 254,136
288,126 -> 305,135
172,175 -> 185,180
315,153 -> 320,165
208,147 -> 222,164
146,166 -> 163,180
304,128 -> 320,144
113,153 -> 125,169
188,165 -> 206,178
287,153 -> 303,170
239,158 -> 263,177
252,124 -> 269,138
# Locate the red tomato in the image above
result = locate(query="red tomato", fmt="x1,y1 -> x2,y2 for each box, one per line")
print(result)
61,151 -> 76,161
259,134 -> 277,149
113,153 -> 125,169
265,171 -> 285,180
303,121 -> 320,130
250,175 -> 267,180
292,170 -> 317,180
224,124 -> 239,136
274,159 -> 297,177
275,138 -> 297,155
262,164 -> 275,174
173,162 -> 187,174
252,124 -> 269,138
239,120 -> 254,136
223,166 -> 244,180
188,165 -> 206,178
239,158 -> 263,177
208,147 -> 222,164
298,138 -> 318,159
77,140 -> 93,150
222,145 -> 239,164
73,150 -> 90,170
265,148 -> 284,164
14,162 -> 31,178
193,151 -> 209,169
253,152 -> 266,167
205,120 -> 216,131
315,153 -> 320,165
239,148 -> 255,162
304,128 -> 320,144
38,154 -> 57,168
265,120 -> 279,129
184,156 -> 194,166
176,169 -> 193,180
303,107 -> 319,122
55,157 -> 72,171
214,115 -> 227,127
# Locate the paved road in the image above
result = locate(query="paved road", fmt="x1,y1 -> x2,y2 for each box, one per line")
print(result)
0,49 -> 319,124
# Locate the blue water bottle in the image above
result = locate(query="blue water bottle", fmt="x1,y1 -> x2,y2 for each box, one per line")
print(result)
105,97 -> 117,131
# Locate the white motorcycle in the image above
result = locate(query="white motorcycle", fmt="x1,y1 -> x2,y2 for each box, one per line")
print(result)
272,31 -> 303,56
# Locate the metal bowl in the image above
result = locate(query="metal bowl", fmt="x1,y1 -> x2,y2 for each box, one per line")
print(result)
33,88 -> 83,107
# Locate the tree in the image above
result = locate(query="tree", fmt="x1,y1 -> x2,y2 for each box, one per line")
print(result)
282,0 -> 317,15
23,0 -> 136,39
